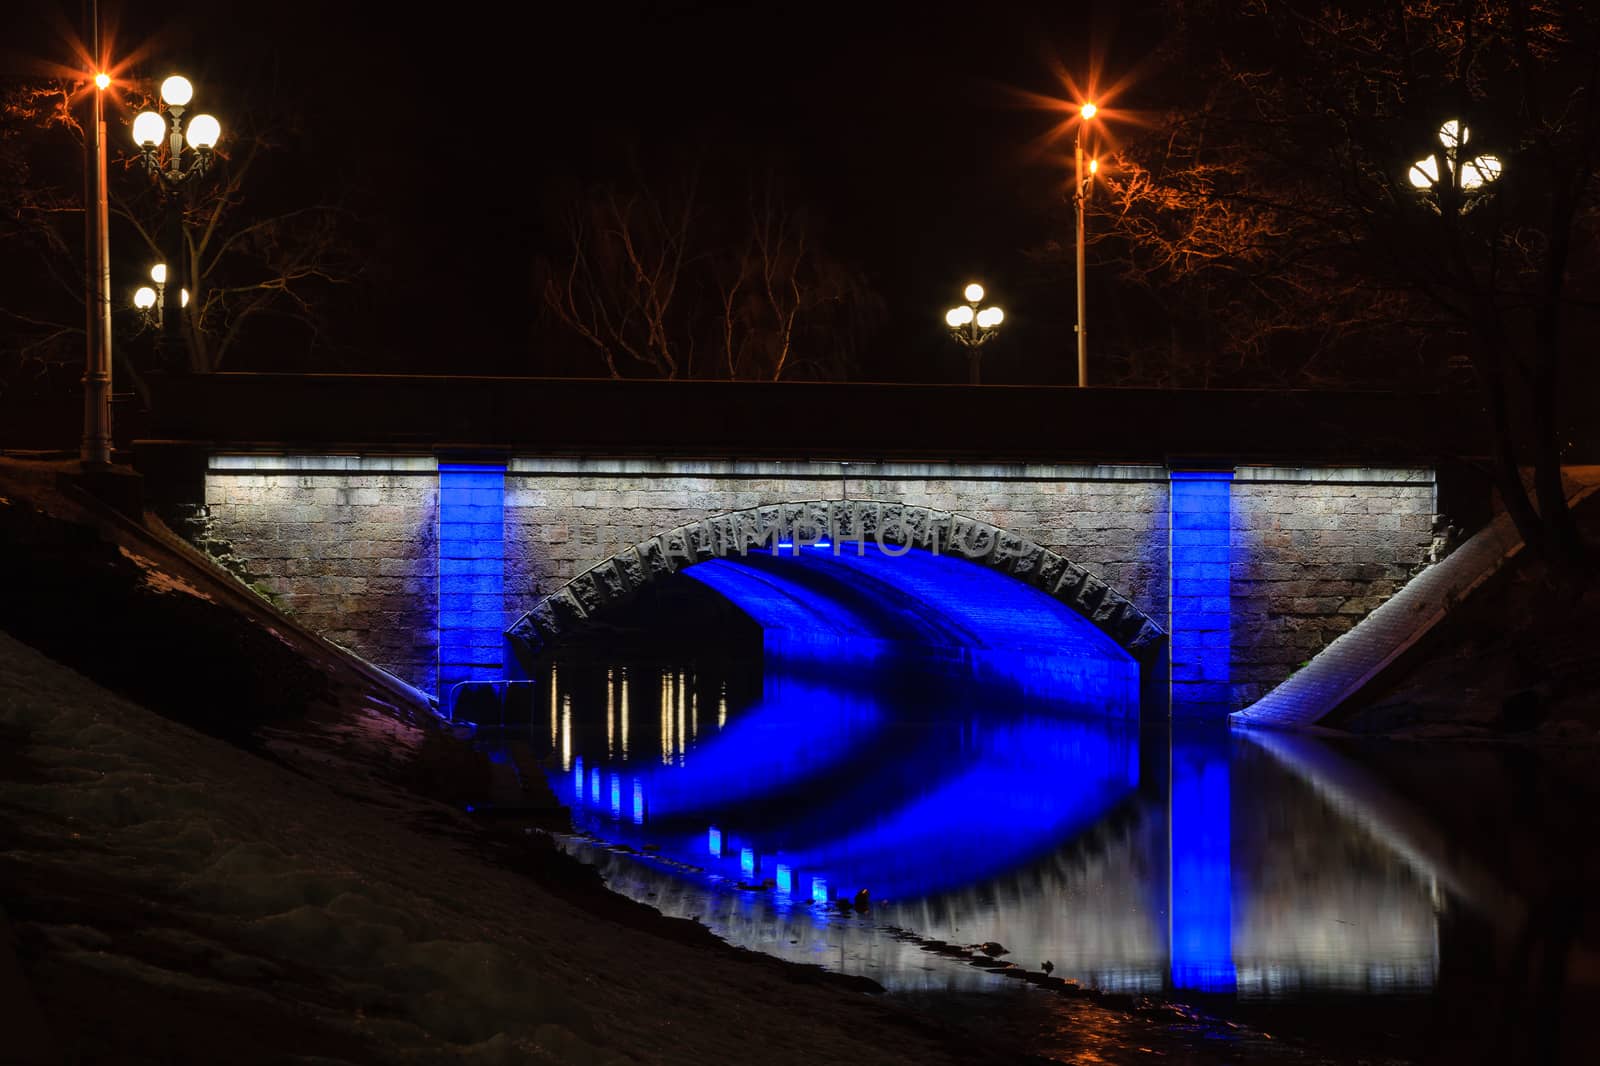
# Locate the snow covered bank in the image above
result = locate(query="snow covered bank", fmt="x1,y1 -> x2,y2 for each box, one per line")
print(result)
0,630 -> 997,1064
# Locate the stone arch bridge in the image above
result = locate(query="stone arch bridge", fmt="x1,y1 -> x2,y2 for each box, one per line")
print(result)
181,452 -> 1437,721
137,376 -> 1474,722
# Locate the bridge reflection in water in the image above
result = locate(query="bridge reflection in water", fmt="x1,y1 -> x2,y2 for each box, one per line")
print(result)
516,653 -> 1447,1001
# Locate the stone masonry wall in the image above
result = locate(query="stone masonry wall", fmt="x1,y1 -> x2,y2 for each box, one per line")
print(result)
502,459 -> 1172,641
1229,467 -> 1435,708
202,457 -> 439,695
198,456 -> 1436,713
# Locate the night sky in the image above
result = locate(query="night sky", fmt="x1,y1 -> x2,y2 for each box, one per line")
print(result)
9,0 -> 1168,383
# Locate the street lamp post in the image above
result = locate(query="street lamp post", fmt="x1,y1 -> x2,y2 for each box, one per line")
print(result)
1408,119 -> 1502,210
944,282 -> 1005,384
133,263 -> 188,329
1074,102 -> 1100,388
132,75 -> 221,373
81,62 -> 113,466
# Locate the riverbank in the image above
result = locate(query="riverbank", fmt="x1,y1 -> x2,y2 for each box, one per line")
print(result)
0,458 -> 1034,1064
4,453 -> 1596,1064
1332,489 -> 1600,742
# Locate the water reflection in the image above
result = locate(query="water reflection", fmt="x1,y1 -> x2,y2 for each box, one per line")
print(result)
525,653 -> 1449,1005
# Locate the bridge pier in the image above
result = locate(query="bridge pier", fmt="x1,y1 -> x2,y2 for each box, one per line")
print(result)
437,462 -> 507,708
1168,470 -> 1235,720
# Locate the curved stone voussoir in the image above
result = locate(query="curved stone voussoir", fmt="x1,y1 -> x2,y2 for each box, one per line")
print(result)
1029,550 -> 1069,592
636,536 -> 678,579
1072,573 -> 1111,615
1051,561 -> 1091,601
545,587 -> 588,629
947,515 -> 1000,563
506,613 -> 547,659
612,547 -> 648,590
1127,619 -> 1169,659
509,499 -> 1160,664
565,571 -> 610,616
994,531 -> 1044,578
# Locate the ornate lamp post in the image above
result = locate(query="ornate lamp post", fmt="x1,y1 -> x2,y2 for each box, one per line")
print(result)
1074,102 -> 1100,387
132,263 -> 188,329
1408,119 -> 1502,211
132,75 -> 221,372
944,282 -> 1005,384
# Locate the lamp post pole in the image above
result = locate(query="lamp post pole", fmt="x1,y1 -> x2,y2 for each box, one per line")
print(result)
81,64 -> 113,465
1073,101 -> 1098,388
1074,132 -> 1087,388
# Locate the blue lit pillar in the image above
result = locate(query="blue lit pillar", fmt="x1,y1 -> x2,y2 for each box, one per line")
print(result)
437,462 -> 506,712
1168,470 -> 1234,719
1169,727 -> 1235,992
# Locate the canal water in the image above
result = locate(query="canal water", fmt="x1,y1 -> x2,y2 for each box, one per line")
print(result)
471,648 -> 1596,1065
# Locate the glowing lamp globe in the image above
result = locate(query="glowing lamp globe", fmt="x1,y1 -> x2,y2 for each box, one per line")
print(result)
133,286 -> 157,310
181,288 -> 190,308
160,75 -> 194,107
150,263 -> 167,285
977,307 -> 1004,329
945,306 -> 974,328
1462,154 -> 1502,190
94,73 -> 110,91
963,282 -> 985,303
132,111 -> 166,147
186,114 -> 221,150
1080,102 -> 1098,120
1408,156 -> 1439,189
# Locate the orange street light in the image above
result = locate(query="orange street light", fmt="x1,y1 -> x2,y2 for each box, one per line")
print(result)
1074,102 -> 1100,387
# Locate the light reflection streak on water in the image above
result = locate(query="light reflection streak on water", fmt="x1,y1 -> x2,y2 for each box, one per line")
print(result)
560,692 -> 571,771
545,658 -> 1447,1007
676,670 -> 687,762
549,662 -> 558,751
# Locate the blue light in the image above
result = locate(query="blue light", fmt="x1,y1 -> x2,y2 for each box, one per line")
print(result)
770,712 -> 1139,901
682,545 -> 1140,718
621,674 -> 886,820
811,876 -> 829,904
1170,728 -> 1237,992
1169,470 -> 1234,719
632,778 -> 645,824
708,826 -> 723,856
437,463 -> 506,712
590,767 -> 601,804
610,773 -> 622,817
741,846 -> 756,877
572,757 -> 583,799
776,863 -> 794,897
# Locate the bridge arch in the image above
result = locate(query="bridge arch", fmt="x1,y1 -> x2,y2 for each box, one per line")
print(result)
506,500 -> 1167,668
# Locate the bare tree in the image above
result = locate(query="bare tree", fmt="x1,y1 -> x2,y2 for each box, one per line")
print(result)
112,101 -> 363,376
0,81 -> 90,386
542,163 -> 879,381
1098,0 -> 1600,571
0,75 -> 364,401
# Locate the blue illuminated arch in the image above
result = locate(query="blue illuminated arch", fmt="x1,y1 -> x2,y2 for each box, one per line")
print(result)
507,501 -> 1166,675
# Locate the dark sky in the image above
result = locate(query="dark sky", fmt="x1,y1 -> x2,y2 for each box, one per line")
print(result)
10,0 -> 1169,383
